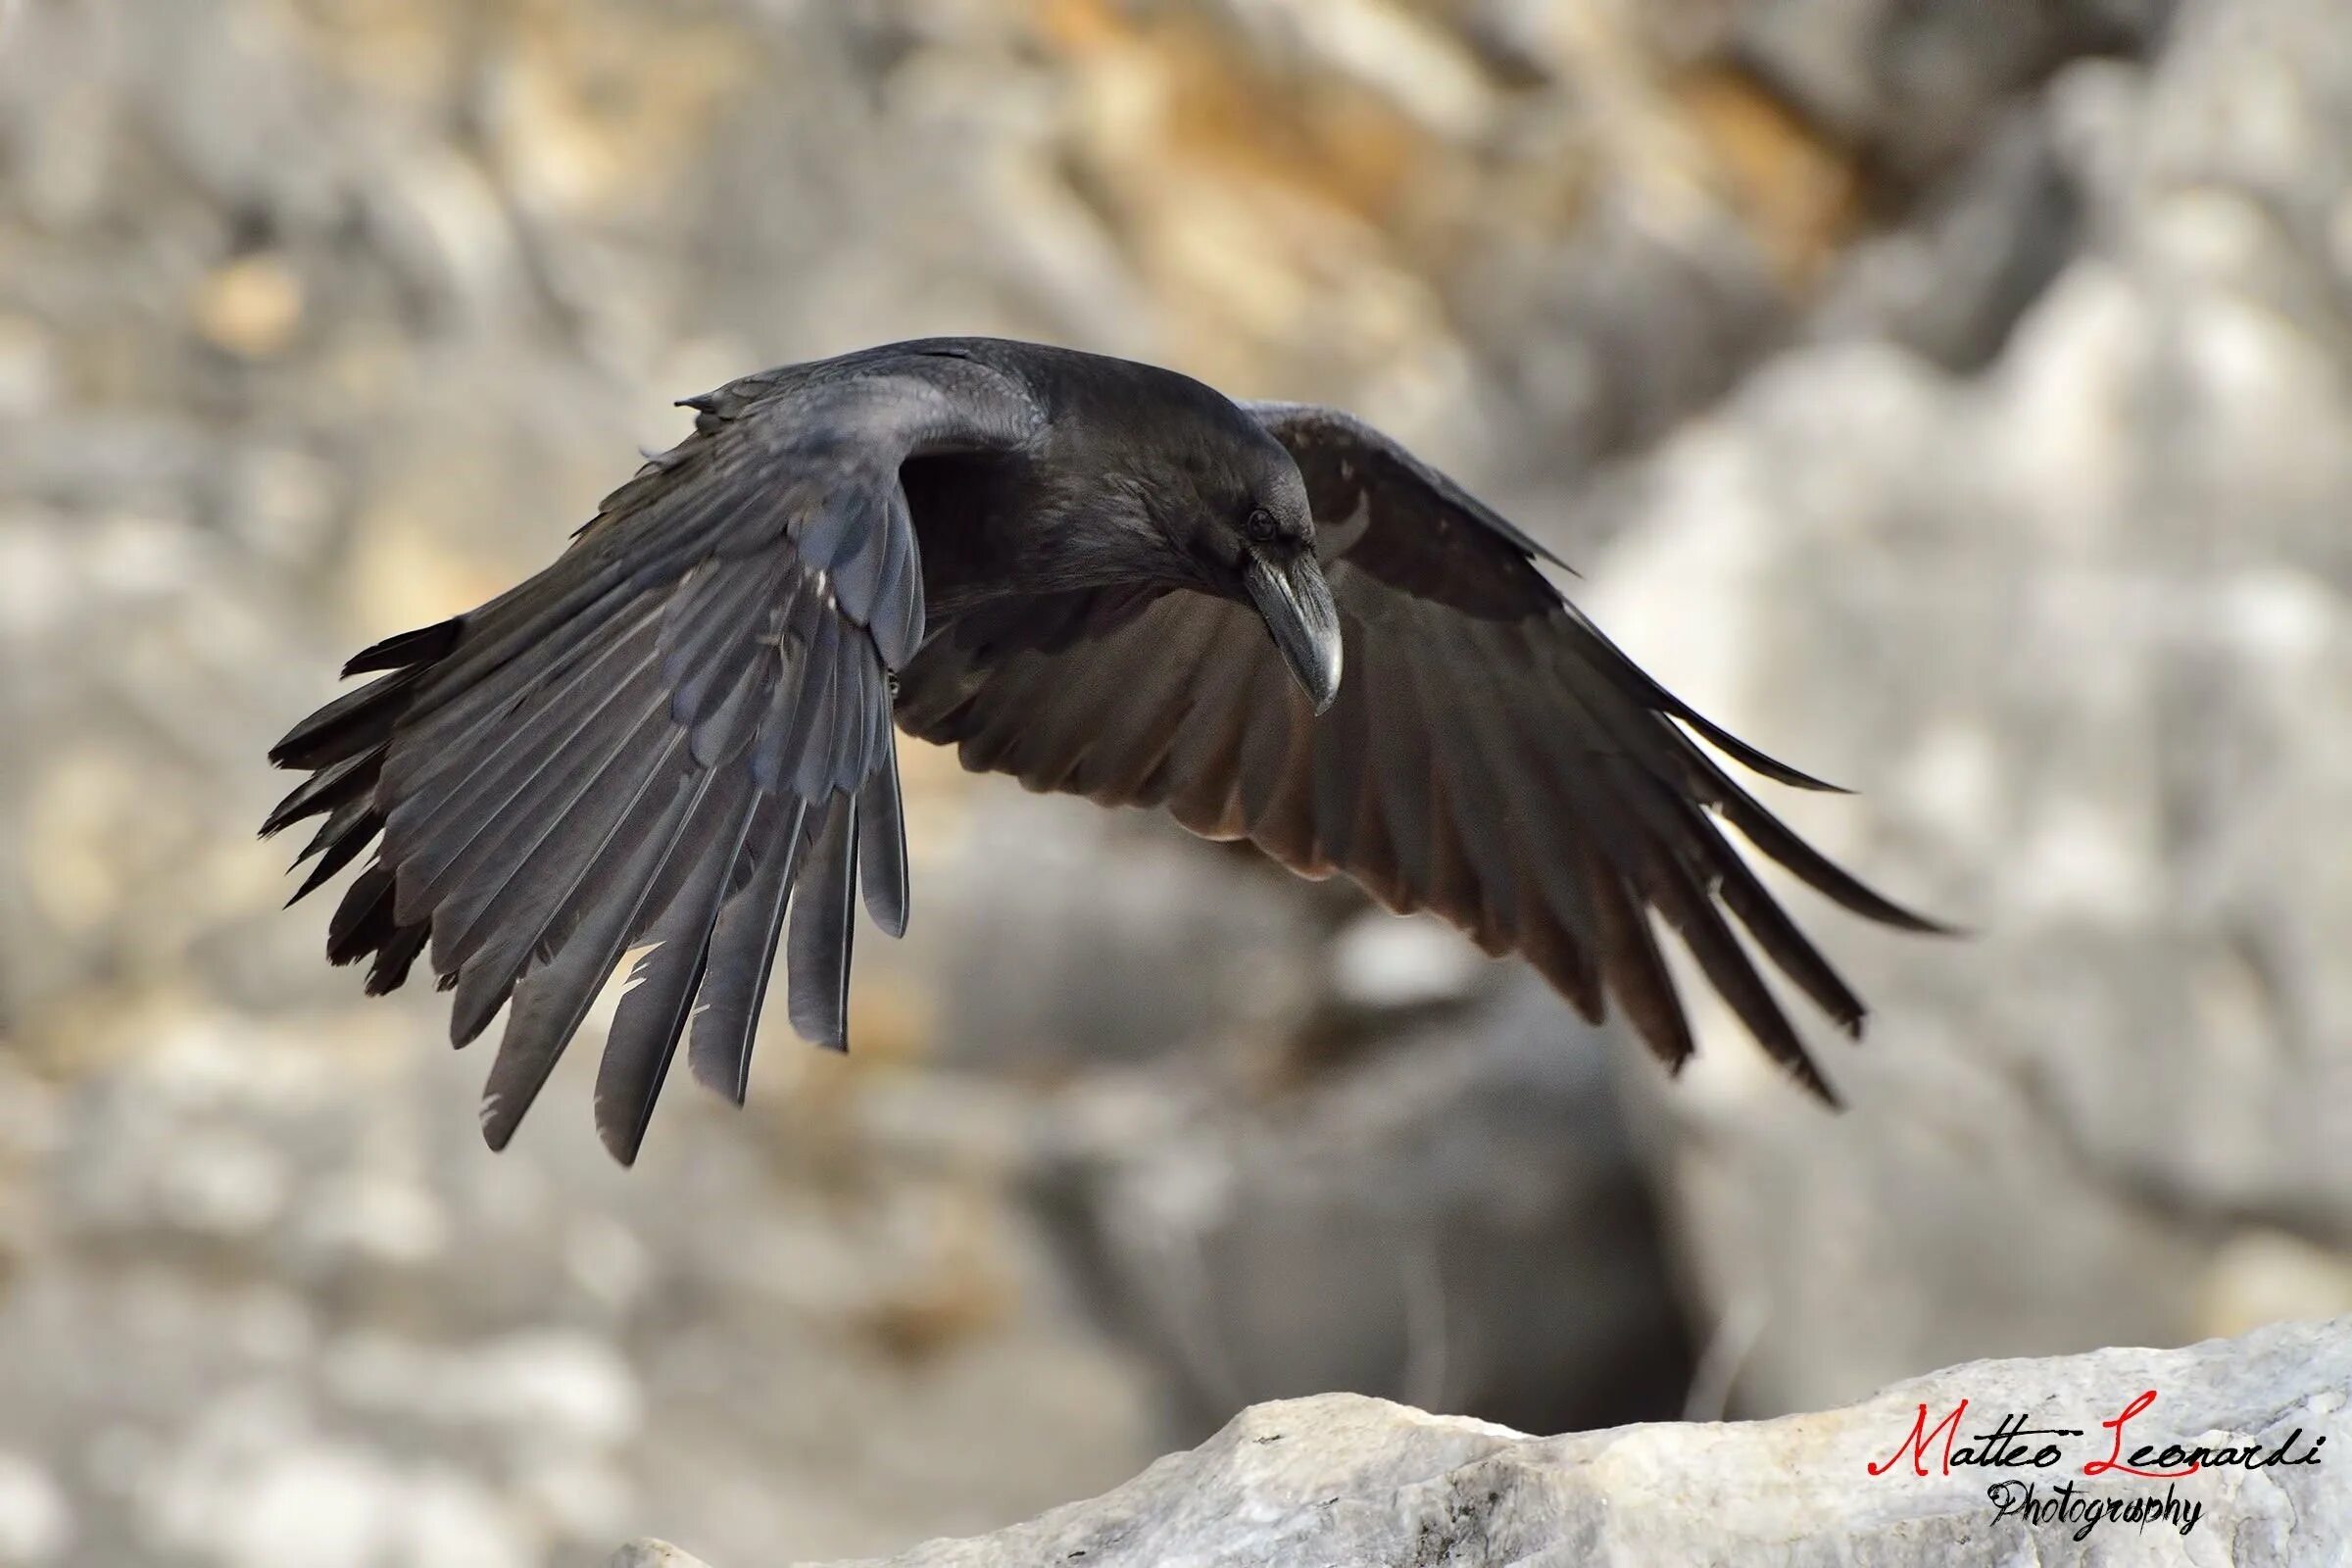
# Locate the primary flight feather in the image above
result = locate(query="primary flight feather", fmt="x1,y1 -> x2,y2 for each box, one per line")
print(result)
264,337 -> 1944,1163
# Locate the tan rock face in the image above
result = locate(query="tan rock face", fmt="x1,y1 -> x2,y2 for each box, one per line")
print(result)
192,254 -> 307,360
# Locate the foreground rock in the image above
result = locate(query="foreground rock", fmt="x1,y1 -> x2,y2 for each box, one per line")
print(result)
616,1314 -> 2350,1567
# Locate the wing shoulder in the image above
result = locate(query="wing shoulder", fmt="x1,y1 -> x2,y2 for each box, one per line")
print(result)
1246,401 -> 1576,578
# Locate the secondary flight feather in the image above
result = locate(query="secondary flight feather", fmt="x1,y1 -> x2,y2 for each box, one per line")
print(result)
264,336 -> 1945,1163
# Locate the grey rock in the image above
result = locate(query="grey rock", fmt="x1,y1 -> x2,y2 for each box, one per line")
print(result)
612,1313 -> 2352,1568
926,802 -> 1323,1074
1592,0 -> 2352,1416
612,1546 -> 710,1568
1029,981 -> 1690,1439
0,1449 -> 74,1564
1453,181 -> 1790,478
1735,0 -> 2172,176
1811,103 -> 2083,369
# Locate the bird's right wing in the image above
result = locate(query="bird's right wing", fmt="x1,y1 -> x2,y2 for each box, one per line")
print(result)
263,350 -> 1041,1161
897,402 -> 1942,1100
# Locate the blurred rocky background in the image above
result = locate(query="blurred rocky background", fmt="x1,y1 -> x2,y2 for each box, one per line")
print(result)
3,0 -> 2350,1563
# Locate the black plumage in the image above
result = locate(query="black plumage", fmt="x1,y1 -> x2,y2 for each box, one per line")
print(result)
265,337 -> 1943,1163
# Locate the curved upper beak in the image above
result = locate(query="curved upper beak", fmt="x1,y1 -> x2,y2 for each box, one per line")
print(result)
1244,547 -> 1343,715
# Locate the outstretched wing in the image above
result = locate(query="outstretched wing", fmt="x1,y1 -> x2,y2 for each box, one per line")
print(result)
897,401 -> 1943,1100
264,349 -> 1041,1161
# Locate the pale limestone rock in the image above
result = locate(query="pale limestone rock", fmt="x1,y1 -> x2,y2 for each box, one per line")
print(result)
617,1314 -> 2352,1568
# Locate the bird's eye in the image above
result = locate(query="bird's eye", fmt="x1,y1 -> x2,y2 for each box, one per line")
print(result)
1244,507 -> 1279,543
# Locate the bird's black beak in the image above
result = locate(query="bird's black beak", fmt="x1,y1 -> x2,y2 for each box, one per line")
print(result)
1244,547 -> 1343,715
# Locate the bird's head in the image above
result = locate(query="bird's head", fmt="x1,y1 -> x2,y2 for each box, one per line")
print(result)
1158,428 -> 1343,715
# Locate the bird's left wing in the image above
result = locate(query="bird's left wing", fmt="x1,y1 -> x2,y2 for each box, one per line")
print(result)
897,401 -> 1942,1099
264,351 -> 1041,1160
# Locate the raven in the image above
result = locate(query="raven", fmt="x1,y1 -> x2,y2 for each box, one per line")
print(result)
265,337 -> 1941,1162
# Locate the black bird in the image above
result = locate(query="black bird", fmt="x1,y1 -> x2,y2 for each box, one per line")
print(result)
264,337 -> 1942,1162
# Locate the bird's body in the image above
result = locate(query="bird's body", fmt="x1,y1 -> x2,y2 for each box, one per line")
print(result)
266,336 -> 1940,1162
